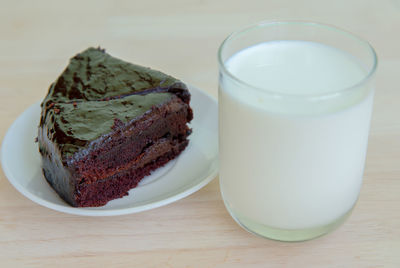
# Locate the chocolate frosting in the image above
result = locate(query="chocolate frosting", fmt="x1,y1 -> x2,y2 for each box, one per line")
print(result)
39,47 -> 191,158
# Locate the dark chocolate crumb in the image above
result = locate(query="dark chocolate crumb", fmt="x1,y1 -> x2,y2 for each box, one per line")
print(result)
111,118 -> 124,130
96,46 -> 106,53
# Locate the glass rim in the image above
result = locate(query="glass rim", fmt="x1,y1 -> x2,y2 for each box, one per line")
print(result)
217,20 -> 378,100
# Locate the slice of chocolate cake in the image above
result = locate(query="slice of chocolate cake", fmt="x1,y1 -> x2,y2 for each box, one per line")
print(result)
38,47 -> 193,207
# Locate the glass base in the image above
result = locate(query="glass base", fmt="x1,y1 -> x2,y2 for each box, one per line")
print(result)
225,203 -> 355,242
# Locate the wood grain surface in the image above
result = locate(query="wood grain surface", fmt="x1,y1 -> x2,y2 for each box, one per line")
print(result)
0,0 -> 399,267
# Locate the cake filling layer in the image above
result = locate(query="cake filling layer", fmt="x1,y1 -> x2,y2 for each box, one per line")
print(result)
74,137 -> 189,207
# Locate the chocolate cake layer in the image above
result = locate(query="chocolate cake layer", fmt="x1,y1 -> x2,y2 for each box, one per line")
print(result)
38,47 -> 193,207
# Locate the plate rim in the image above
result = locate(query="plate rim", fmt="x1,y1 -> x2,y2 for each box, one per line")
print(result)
0,85 -> 218,216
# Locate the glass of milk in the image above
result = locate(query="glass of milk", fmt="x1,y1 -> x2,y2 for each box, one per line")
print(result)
218,21 -> 377,241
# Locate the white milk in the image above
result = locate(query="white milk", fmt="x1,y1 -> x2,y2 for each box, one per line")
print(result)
219,41 -> 374,230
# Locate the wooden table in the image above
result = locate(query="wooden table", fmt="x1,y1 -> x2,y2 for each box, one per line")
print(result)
1,0 -> 399,267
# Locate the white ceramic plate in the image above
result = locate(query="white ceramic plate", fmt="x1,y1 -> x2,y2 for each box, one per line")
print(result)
1,85 -> 218,216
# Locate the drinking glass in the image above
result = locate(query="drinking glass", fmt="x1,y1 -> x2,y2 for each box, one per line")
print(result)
218,21 -> 377,241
